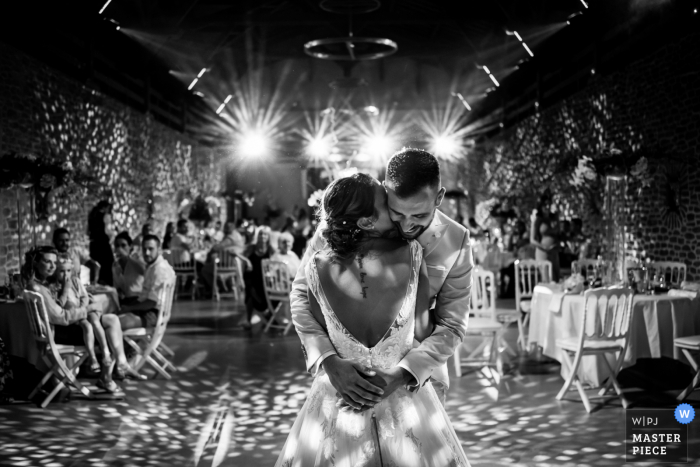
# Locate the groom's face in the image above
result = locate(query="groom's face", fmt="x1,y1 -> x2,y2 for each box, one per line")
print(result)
384,182 -> 445,240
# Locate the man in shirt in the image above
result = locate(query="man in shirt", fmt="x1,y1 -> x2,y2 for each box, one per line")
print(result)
217,222 -> 246,255
270,232 -> 301,277
169,219 -> 193,264
52,227 -> 99,283
118,235 -> 175,330
112,231 -> 146,303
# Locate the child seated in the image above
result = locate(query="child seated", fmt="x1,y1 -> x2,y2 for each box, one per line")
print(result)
53,256 -> 111,372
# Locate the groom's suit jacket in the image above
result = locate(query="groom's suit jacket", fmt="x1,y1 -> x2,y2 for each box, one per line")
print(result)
290,209 -> 473,390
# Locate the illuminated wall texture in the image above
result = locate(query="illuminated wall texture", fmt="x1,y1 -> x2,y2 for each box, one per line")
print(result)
0,43 -> 224,282
470,32 -> 700,278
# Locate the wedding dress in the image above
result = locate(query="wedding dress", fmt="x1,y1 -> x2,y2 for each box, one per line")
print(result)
275,240 -> 470,467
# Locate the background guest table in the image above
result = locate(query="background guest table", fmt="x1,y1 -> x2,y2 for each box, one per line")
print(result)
528,283 -> 700,386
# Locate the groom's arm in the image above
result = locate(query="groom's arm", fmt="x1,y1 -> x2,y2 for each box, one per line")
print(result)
397,231 -> 473,388
290,230 -> 337,374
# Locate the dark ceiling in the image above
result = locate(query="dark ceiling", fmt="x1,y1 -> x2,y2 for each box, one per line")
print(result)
1,0 -> 697,146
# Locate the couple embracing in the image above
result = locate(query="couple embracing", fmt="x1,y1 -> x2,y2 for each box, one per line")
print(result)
276,148 -> 473,466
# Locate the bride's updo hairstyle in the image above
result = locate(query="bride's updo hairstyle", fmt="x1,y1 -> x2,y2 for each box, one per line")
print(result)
320,173 -> 377,260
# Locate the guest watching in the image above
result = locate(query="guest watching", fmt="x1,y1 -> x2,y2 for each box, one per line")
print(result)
118,235 -> 176,330
241,226 -> 274,329
22,247 -> 142,392
170,219 -> 193,263
112,232 -> 145,302
271,232 -> 301,277
52,227 -> 100,284
87,201 -> 115,285
530,209 -> 560,281
132,222 -> 153,259
53,256 -> 111,376
219,222 -> 246,255
162,222 -> 175,250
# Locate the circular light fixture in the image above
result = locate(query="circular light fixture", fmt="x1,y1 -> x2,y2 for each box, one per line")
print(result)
319,0 -> 381,14
304,37 -> 398,61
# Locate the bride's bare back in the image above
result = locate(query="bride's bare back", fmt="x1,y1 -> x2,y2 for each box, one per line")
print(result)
313,238 -> 412,348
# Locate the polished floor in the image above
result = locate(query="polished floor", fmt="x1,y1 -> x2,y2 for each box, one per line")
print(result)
1,299 -> 698,467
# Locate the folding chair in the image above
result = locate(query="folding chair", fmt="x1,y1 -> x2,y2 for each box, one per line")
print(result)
674,335 -> 700,401
123,282 -> 177,379
165,249 -> 200,300
514,259 -> 552,351
453,268 -> 503,380
23,291 -> 92,407
261,260 -> 293,334
555,287 -> 634,413
213,251 -> 243,302
649,261 -> 686,288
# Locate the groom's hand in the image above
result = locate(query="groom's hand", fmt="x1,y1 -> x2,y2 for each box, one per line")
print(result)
323,355 -> 385,410
371,367 -> 416,401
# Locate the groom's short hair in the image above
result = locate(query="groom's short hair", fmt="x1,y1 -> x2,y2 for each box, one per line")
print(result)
386,148 -> 440,198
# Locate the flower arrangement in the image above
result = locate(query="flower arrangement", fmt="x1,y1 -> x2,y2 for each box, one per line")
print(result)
307,189 -> 324,208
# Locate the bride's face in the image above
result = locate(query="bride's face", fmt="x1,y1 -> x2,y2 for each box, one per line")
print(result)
371,183 -> 395,235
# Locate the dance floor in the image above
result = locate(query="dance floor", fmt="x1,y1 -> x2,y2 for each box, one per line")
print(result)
1,299 -> 698,467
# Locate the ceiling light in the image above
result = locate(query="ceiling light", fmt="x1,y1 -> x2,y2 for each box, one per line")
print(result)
238,130 -> 269,158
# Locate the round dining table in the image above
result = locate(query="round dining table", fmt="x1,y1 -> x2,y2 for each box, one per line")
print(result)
528,283 -> 700,387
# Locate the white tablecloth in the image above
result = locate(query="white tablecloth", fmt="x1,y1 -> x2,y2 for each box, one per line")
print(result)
528,283 -> 700,386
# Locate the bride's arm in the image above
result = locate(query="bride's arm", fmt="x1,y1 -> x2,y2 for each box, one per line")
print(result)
308,287 -> 327,334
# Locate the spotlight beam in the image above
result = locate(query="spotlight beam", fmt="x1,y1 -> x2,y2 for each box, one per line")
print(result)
99,0 -> 113,15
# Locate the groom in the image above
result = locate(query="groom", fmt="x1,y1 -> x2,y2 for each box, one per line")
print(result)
291,147 -> 473,409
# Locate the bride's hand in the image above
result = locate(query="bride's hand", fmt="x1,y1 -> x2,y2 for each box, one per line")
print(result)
323,355 -> 385,411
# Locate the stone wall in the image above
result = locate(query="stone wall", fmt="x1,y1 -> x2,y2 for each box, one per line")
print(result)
0,43 -> 224,282
468,31 -> 700,279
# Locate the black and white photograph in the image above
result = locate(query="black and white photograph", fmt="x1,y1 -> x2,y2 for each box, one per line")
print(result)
0,0 -> 699,465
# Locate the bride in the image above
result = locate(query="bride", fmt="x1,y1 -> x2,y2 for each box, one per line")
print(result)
275,173 -> 469,467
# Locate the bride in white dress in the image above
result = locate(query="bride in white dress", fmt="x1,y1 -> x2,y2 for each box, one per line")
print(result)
275,173 -> 470,467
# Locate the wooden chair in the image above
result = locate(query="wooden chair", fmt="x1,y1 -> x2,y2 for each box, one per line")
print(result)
649,261 -> 686,288
453,268 -> 503,379
123,282 -> 177,379
23,291 -> 92,407
674,335 -> 700,401
261,260 -> 293,334
213,250 -> 243,302
165,249 -> 200,300
514,259 -> 552,350
555,287 -> 634,413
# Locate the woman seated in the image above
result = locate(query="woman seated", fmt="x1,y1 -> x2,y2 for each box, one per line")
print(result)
52,255 -> 111,375
22,246 -> 144,393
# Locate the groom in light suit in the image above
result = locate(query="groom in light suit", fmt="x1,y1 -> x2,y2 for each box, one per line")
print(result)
291,148 -> 473,409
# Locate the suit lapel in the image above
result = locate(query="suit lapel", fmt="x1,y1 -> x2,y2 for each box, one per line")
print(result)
418,210 -> 449,258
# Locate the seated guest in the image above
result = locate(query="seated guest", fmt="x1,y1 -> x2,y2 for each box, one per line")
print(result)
218,222 -> 246,255
52,227 -> 99,284
53,255 -> 111,375
207,220 -> 224,243
162,222 -> 175,250
270,232 -> 301,277
112,232 -> 145,301
22,247 -> 142,393
241,227 -> 274,329
169,219 -> 193,263
118,235 -> 176,330
467,217 -> 485,239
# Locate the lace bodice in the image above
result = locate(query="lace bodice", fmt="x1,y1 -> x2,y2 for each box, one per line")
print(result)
306,240 -> 422,370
